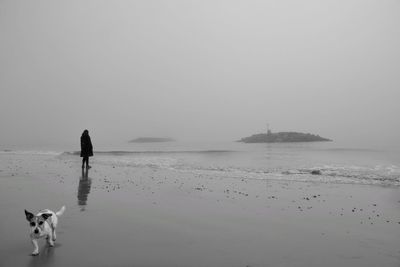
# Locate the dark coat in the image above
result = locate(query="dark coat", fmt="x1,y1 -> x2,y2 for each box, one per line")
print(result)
80,134 -> 93,157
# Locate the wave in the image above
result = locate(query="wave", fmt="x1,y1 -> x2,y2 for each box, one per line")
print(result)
0,150 -> 62,156
179,165 -> 400,186
61,150 -> 236,156
317,148 -> 383,153
183,165 -> 399,186
279,166 -> 400,186
79,153 -> 400,186
4,149 -> 398,186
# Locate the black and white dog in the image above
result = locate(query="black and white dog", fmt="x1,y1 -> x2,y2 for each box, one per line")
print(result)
24,206 -> 65,256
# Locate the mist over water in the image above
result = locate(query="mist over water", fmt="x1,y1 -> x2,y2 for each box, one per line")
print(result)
1,0 -> 400,149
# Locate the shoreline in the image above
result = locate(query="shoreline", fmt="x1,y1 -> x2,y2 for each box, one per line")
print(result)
0,153 -> 399,267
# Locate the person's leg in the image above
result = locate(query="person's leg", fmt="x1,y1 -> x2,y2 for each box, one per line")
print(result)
82,157 -> 89,168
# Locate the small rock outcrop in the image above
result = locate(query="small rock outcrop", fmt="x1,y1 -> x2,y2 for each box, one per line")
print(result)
238,131 -> 331,143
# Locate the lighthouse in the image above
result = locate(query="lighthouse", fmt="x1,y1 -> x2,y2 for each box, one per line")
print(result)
267,123 -> 272,136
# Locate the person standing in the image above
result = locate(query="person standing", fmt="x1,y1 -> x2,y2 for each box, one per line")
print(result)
80,129 -> 93,169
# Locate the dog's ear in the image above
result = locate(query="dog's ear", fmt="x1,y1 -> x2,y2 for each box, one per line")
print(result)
25,210 -> 34,221
41,213 -> 52,220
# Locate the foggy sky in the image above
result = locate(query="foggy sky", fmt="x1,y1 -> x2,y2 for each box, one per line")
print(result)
1,0 -> 399,148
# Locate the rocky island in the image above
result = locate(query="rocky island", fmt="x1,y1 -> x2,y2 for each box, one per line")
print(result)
129,137 -> 175,143
238,131 -> 331,143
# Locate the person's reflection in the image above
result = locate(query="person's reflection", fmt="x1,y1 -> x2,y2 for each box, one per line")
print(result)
78,168 -> 92,211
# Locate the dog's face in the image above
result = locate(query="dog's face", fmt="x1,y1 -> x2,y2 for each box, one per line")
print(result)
24,210 -> 52,236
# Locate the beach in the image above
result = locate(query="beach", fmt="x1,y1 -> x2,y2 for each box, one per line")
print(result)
2,0 -> 400,265
0,151 -> 400,267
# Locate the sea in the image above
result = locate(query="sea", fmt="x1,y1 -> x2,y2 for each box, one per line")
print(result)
1,141 -> 400,186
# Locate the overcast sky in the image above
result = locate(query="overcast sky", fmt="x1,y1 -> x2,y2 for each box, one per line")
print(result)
1,0 -> 399,148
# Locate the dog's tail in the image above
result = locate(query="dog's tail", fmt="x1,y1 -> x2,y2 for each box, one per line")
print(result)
56,206 -> 66,216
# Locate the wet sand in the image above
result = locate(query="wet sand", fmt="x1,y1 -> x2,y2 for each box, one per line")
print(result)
0,153 -> 400,267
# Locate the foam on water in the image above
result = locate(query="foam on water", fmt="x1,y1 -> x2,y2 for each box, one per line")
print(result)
0,150 -> 62,156
7,141 -> 399,187
57,148 -> 400,186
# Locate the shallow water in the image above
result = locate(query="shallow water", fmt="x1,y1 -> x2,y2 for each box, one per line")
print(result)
2,141 -> 400,186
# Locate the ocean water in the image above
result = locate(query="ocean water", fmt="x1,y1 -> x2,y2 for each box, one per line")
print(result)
2,141 -> 400,186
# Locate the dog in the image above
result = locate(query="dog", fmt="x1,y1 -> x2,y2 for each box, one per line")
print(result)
24,206 -> 65,256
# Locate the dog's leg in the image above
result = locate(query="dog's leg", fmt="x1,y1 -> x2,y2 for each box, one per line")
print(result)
47,233 -> 54,247
51,224 -> 57,241
52,230 -> 56,241
31,239 -> 39,256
